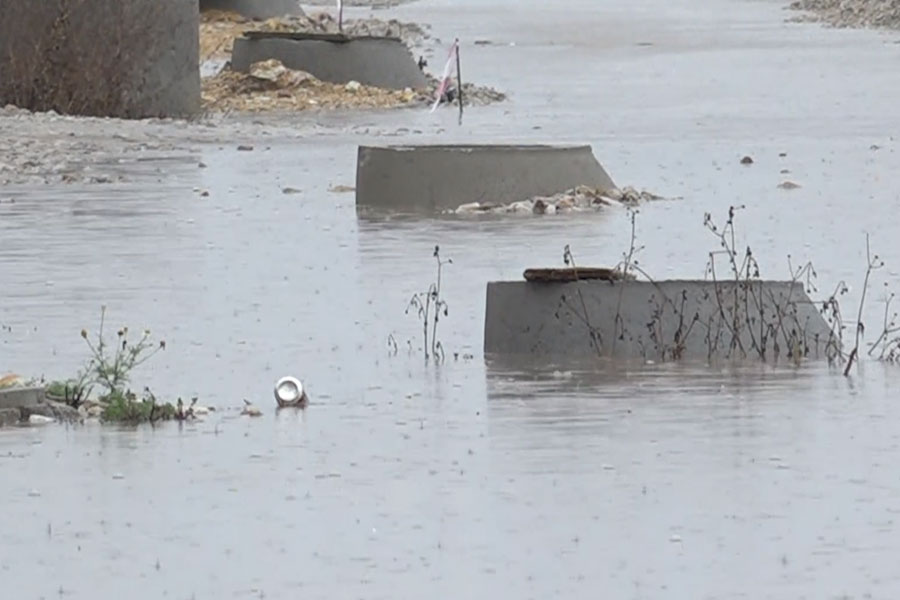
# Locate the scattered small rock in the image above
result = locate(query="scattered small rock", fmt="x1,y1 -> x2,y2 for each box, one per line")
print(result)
778,181 -> 802,190
345,80 -> 362,93
740,155 -> 754,165
241,400 -> 262,417
200,190 -> 210,197
282,187 -> 302,194
237,145 -> 254,152
28,414 -> 54,425
329,184 -> 356,193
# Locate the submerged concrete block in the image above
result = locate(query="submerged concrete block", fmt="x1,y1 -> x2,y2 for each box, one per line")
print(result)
232,33 -> 427,90
355,145 -> 617,214
200,0 -> 302,19
0,386 -> 44,410
0,0 -> 200,118
484,279 -> 836,362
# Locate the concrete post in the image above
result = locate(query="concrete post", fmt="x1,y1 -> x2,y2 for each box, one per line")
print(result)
0,0 -> 200,118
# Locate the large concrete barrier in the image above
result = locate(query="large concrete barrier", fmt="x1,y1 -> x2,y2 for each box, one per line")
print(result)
200,0 -> 303,19
232,32 -> 427,90
484,278 -> 837,362
0,0 -> 199,118
355,145 -> 617,214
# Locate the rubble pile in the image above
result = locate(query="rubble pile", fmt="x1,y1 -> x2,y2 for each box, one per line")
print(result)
200,10 -> 430,63
447,185 -> 670,216
199,10 -> 504,113
202,58 -> 505,112
788,0 -> 900,29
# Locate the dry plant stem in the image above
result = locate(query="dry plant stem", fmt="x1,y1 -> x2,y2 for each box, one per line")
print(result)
844,234 -> 882,376
562,245 -> 603,355
868,291 -> 900,359
406,246 -> 451,363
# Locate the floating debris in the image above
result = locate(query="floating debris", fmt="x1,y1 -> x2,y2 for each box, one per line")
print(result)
446,185 -> 672,216
241,399 -> 263,417
274,376 -> 309,409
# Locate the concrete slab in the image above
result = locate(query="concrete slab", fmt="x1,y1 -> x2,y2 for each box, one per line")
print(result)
355,144 -> 617,214
0,408 -> 21,427
200,0 -> 303,19
0,0 -> 200,118
231,33 -> 428,90
0,386 -> 44,410
484,279 -> 837,362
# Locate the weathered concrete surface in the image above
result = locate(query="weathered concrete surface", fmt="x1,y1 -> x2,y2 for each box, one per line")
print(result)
355,145 -> 617,214
0,386 -> 43,410
484,280 -> 836,361
0,408 -> 21,427
232,34 -> 428,90
0,0 -> 200,118
201,0 -> 302,19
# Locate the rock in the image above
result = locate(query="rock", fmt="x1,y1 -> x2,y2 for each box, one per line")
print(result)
282,187 -> 302,194
249,59 -> 287,82
237,145 -> 254,152
740,155 -> 754,165
20,401 -> 82,424
778,180 -> 802,190
241,400 -> 262,417
604,187 -> 624,202
0,407 -> 21,427
345,81 -> 362,93
28,414 -> 54,425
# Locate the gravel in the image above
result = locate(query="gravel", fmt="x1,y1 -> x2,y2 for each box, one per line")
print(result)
788,0 -> 900,30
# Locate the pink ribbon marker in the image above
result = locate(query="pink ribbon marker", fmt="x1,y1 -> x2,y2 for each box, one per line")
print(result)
430,39 -> 459,113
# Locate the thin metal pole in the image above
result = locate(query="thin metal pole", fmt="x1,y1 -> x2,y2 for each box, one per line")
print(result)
455,41 -> 463,125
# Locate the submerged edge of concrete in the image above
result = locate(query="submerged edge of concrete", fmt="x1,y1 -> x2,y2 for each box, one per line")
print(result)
355,144 -> 617,214
484,279 -> 836,361
232,36 -> 427,90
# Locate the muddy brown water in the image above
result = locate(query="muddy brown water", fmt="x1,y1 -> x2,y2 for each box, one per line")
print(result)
3,0 -> 900,597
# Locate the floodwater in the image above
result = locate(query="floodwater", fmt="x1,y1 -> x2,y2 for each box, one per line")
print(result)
2,0 -> 900,598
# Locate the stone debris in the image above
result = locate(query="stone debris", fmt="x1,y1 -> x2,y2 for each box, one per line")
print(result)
778,180 -> 802,190
788,0 -> 900,29
199,11 -> 504,113
447,185 -> 671,216
202,58 -> 505,113
200,10 -> 431,65
241,399 -> 263,417
202,59 -> 421,111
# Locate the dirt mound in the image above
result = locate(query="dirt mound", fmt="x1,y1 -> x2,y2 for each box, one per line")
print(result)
788,0 -> 900,29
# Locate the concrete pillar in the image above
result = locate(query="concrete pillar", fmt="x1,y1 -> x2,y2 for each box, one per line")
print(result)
200,0 -> 303,19
0,0 -> 200,118
355,145 -> 618,214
